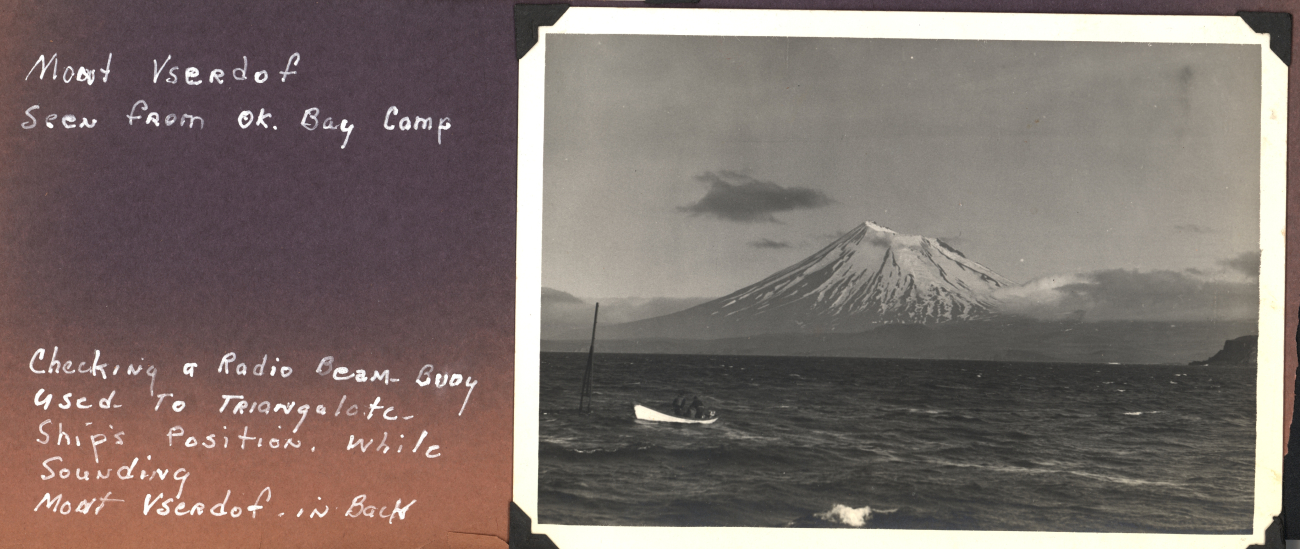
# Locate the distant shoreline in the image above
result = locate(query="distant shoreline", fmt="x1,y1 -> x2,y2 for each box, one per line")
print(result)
542,318 -> 1256,366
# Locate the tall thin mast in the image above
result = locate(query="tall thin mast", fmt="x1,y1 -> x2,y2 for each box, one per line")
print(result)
579,301 -> 598,413
578,303 -> 599,413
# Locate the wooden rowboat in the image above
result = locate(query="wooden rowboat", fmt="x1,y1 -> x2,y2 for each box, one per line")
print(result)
633,404 -> 718,424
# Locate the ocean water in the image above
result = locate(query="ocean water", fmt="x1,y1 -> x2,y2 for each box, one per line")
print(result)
536,352 -> 1256,532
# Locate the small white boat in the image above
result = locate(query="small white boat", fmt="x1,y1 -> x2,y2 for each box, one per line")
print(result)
633,404 -> 718,424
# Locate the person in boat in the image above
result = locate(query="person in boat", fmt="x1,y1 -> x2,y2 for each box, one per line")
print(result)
688,396 -> 704,419
672,393 -> 690,417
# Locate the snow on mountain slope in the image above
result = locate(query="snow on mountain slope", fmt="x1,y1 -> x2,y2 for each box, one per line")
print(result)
712,221 -> 1013,324
598,221 -> 1017,339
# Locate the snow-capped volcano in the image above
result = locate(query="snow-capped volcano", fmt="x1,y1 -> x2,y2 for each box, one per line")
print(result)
719,220 -> 1014,323
598,221 -> 1016,340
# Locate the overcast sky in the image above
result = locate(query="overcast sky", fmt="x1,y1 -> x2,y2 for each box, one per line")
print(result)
541,34 -> 1261,300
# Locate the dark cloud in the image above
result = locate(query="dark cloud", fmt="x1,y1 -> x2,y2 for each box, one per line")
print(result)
1218,250 -> 1260,278
680,171 -> 832,223
750,238 -> 791,249
996,269 -> 1256,322
1174,224 -> 1213,234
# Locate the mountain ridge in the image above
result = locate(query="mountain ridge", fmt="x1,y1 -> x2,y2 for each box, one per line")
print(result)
543,318 -> 1257,366
596,221 -> 1016,340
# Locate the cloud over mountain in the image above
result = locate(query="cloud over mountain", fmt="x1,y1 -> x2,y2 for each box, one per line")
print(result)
995,268 -> 1256,321
1218,250 -> 1260,278
680,171 -> 832,223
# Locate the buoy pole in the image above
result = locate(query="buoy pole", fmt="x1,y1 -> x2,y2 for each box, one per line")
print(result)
578,303 -> 599,413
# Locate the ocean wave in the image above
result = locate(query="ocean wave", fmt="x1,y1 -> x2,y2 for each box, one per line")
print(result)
923,457 -> 1184,488
571,446 -> 651,454
539,440 -> 818,468
540,442 -> 629,455
1067,470 -> 1184,488
815,504 -> 875,527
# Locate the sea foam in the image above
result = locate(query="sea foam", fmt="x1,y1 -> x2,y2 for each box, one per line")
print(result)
816,504 -> 873,527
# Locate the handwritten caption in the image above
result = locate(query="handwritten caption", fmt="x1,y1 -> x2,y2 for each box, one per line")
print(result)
21,52 -> 451,149
28,347 -> 480,523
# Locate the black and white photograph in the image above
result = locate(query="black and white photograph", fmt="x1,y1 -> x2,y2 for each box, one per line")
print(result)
514,8 -> 1284,548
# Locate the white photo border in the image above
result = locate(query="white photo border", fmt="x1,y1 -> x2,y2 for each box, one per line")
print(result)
515,8 -> 1286,548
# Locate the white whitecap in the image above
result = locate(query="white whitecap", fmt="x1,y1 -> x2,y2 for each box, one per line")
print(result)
816,503 -> 873,527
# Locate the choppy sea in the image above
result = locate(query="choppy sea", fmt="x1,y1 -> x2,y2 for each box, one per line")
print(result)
536,352 -> 1255,532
